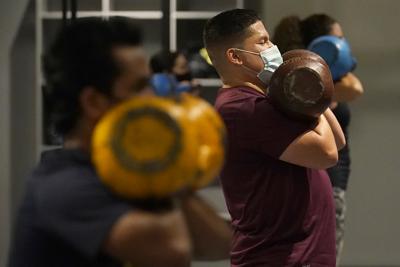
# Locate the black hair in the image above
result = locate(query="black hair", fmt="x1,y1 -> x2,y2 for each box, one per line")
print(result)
301,14 -> 336,47
150,50 -> 181,73
203,9 -> 261,50
272,14 -> 337,54
43,16 -> 142,136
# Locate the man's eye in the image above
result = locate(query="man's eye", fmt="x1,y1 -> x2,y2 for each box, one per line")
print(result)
258,39 -> 270,45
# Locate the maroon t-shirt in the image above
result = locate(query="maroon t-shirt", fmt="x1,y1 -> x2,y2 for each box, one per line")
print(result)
215,86 -> 336,267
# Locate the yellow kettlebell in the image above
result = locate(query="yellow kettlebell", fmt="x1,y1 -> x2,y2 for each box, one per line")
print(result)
181,93 -> 226,189
92,95 -> 199,199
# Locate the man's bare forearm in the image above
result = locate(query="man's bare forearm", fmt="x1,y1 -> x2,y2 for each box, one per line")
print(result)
323,108 -> 346,150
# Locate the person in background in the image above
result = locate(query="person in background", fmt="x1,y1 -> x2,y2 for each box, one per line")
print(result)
204,9 -> 345,267
150,50 -> 201,95
273,13 -> 364,265
8,17 -> 231,267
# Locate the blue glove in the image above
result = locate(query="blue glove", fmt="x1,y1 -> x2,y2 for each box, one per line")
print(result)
307,35 -> 357,82
151,73 -> 191,96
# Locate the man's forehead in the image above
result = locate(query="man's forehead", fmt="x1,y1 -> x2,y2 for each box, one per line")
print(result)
113,46 -> 146,59
247,20 -> 270,39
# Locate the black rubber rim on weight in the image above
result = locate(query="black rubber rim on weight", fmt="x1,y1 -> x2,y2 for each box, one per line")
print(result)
110,106 -> 182,174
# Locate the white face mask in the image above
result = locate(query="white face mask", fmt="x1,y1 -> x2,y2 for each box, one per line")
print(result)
234,45 -> 283,86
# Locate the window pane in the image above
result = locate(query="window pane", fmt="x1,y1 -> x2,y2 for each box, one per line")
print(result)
110,0 -> 162,11
132,19 -> 163,56
177,19 -> 205,51
46,0 -> 102,11
176,0 -> 237,11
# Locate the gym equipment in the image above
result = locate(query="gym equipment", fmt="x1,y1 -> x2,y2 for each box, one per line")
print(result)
92,96 -> 199,198
307,35 -> 357,81
181,94 -> 226,189
150,73 -> 191,96
268,49 -> 334,121
92,94 -> 226,198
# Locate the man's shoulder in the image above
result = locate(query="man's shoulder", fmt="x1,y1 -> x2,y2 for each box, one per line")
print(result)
216,86 -> 263,101
216,88 -> 277,121
33,148 -> 98,187
33,153 -> 97,185
30,154 -> 107,209
216,86 -> 268,114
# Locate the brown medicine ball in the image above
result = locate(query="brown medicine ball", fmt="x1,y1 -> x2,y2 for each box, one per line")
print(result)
268,49 -> 334,121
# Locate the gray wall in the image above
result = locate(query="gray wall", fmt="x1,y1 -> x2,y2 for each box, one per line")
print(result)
1,1 -> 399,267
0,0 -> 31,266
260,0 -> 400,266
10,0 -> 37,221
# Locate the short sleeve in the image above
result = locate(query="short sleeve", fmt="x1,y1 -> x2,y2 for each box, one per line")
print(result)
35,166 -> 132,259
236,97 -> 317,158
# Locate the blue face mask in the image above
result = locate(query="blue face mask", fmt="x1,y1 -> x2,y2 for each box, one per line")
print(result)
235,45 -> 283,86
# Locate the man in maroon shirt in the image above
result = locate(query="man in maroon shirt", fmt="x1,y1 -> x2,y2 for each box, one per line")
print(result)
203,9 -> 346,267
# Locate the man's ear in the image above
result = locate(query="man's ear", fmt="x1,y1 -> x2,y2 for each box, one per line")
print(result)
79,86 -> 111,121
226,48 -> 243,65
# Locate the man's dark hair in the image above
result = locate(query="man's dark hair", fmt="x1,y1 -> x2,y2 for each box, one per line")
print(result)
43,16 -> 142,136
300,14 -> 336,47
203,9 -> 261,49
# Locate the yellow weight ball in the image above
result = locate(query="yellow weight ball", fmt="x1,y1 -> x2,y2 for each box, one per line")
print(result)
92,96 -> 199,199
181,94 -> 226,189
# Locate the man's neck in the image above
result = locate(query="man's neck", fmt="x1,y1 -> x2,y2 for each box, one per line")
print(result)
63,125 -> 92,152
63,138 -> 87,150
222,81 -> 266,94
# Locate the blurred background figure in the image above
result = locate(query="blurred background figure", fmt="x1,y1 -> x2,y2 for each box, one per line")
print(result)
7,16 -> 232,267
150,50 -> 201,96
184,44 -> 219,79
273,13 -> 364,266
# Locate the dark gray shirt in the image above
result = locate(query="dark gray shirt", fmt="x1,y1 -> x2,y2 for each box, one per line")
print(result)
8,149 -> 132,267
